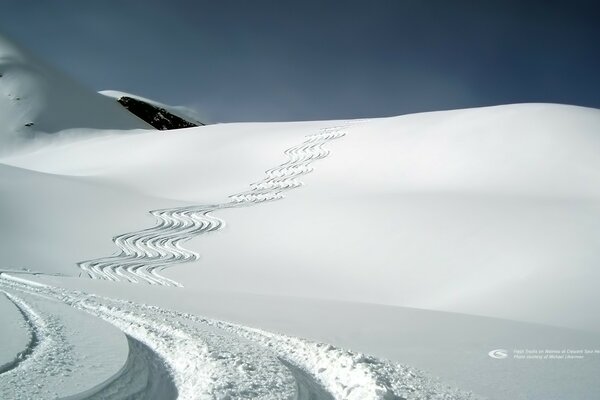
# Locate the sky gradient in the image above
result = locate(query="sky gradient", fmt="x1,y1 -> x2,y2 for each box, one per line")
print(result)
1,0 -> 598,122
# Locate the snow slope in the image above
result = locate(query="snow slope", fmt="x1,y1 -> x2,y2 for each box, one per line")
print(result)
3,103 -> 599,331
0,35 -> 151,154
2,102 -> 599,399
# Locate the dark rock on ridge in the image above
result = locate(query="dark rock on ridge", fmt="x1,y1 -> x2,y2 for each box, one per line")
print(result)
116,96 -> 203,130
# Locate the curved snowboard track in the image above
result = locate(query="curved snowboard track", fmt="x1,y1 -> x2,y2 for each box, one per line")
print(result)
0,274 -> 480,400
78,124 -> 353,286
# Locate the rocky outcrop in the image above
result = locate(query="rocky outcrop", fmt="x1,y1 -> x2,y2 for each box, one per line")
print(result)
116,96 -> 202,130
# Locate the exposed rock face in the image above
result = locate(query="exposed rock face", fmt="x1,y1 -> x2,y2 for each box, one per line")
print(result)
116,96 -> 202,130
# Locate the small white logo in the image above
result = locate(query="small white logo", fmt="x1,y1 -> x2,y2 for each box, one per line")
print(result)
488,349 -> 508,359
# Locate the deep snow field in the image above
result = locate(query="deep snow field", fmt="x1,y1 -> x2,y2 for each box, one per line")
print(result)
1,33 -> 599,399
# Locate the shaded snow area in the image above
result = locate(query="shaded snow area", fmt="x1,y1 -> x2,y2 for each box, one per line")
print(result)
1,32 -> 600,400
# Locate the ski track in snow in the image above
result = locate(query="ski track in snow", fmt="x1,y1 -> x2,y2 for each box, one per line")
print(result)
77,124 -> 353,287
0,274 -> 480,400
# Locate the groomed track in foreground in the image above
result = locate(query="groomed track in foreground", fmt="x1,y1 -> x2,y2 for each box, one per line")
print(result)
0,274 -> 480,400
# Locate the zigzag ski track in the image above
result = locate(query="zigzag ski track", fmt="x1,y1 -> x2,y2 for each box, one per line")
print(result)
78,124 -> 353,287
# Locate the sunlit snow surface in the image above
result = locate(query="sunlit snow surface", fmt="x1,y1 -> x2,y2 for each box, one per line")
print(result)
0,121 -> 479,399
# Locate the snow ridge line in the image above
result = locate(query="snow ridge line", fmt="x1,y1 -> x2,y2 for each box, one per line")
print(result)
78,124 -> 351,286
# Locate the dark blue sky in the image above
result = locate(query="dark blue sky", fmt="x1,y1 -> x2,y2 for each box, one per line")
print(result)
1,0 -> 598,122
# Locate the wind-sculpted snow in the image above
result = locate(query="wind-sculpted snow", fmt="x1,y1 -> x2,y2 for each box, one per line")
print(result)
0,274 -> 480,400
78,125 -> 350,286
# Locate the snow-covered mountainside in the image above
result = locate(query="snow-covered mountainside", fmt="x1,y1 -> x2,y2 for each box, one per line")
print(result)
0,35 -> 151,154
1,32 -> 599,399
